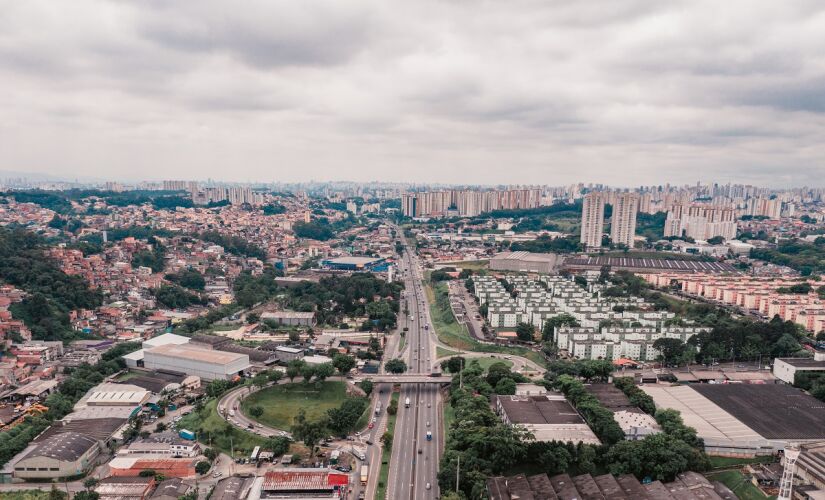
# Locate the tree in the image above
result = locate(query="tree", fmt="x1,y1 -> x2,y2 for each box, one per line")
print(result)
441,356 -> 465,374
327,398 -> 368,435
516,322 -> 535,342
203,447 -> 219,462
155,422 -> 167,432
542,314 -> 580,341
495,377 -> 517,395
195,460 -> 211,475
268,370 -> 283,383
359,379 -> 374,395
249,405 -> 264,418
49,485 -> 68,500
653,338 -> 686,365
301,364 -> 316,382
486,362 -> 513,387
314,362 -> 335,381
382,430 -> 393,449
385,358 -> 407,374
83,478 -> 100,491
247,312 -> 260,324
605,432 -> 705,482
286,360 -> 304,382
266,435 -> 292,456
73,493 -> 100,500
288,330 -> 301,343
332,354 -> 357,376
251,372 -> 269,390
291,409 -> 328,455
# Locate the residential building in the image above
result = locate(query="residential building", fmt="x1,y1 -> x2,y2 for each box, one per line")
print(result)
610,193 -> 639,247
580,192 -> 605,248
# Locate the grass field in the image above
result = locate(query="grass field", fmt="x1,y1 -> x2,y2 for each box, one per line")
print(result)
443,399 -> 456,432
376,392 -> 400,500
706,471 -> 770,500
709,455 -> 775,469
428,282 -> 546,368
0,491 -> 54,500
241,381 -> 354,431
436,346 -> 460,359
177,397 -> 266,457
115,370 -> 140,381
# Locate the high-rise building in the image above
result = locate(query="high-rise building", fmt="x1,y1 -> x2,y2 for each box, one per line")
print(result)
401,188 -> 541,218
663,204 -> 736,241
610,193 -> 639,248
580,192 -> 605,248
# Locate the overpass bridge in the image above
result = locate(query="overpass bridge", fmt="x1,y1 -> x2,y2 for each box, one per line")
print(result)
353,374 -> 452,384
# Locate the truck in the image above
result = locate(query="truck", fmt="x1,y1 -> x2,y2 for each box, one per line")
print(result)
404,397 -> 410,408
360,465 -> 369,486
426,431 -> 432,441
178,429 -> 196,441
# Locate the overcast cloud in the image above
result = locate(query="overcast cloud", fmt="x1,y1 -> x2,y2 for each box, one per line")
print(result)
1,0 -> 824,187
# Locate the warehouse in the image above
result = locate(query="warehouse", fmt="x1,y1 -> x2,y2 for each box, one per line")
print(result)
494,393 -> 600,445
14,432 -> 99,479
691,384 -> 825,442
562,255 -> 737,273
321,256 -> 386,271
490,251 -> 561,274
142,344 -> 250,381
642,383 -> 825,457
107,457 -> 198,478
772,356 -> 825,385
261,469 -> 349,497
260,311 -> 316,327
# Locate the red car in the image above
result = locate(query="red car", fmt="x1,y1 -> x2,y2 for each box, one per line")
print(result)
368,422 -> 374,429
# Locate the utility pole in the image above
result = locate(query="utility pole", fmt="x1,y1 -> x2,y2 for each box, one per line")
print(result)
456,454 -> 460,493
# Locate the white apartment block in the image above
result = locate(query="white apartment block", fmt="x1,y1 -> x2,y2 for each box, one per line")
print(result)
580,192 -> 605,248
610,193 -> 639,248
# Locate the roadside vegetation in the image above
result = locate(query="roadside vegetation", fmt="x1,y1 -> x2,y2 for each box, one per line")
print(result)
439,358 -> 711,498
427,281 -> 546,367
376,392 -> 400,500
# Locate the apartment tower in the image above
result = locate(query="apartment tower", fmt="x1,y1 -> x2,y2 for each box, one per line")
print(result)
610,193 -> 639,248
580,192 -> 605,248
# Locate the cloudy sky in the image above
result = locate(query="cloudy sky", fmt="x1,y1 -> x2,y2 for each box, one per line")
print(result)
1,1 -> 824,187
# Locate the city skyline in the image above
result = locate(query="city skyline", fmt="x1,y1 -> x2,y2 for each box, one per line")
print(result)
2,1 -> 825,186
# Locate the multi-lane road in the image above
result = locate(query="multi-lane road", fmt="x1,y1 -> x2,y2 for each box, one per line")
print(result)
386,234 -> 442,499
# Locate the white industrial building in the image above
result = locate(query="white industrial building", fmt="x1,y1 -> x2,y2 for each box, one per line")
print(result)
141,344 -> 250,381
772,353 -> 825,385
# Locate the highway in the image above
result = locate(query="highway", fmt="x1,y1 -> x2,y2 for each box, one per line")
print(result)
386,233 -> 441,500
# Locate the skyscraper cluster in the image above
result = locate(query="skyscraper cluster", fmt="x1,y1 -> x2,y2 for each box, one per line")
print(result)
401,189 -> 542,217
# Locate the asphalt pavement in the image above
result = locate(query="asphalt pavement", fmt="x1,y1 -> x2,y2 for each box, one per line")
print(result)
386,235 -> 441,500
